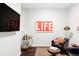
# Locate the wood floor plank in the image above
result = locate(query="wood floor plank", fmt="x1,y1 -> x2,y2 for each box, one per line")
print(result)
21,47 -> 36,56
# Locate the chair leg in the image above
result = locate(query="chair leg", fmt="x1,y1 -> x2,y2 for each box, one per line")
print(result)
65,51 -> 70,56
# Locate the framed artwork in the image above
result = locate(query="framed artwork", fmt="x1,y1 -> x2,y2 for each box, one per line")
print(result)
36,21 -> 53,32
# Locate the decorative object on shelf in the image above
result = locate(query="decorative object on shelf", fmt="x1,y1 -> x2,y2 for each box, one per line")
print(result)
21,34 -> 32,49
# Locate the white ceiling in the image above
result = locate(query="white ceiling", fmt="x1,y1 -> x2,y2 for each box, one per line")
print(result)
22,3 -> 72,8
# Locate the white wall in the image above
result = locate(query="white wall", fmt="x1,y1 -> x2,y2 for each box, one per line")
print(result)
21,8 -> 67,46
68,4 -> 79,45
0,3 -> 21,56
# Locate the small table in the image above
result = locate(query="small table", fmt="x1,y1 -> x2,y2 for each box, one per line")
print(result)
48,47 -> 61,56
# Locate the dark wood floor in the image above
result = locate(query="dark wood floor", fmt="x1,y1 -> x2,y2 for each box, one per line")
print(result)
21,47 -> 36,56
20,47 -> 69,56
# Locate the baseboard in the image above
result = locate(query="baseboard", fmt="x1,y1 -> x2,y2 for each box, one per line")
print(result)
17,52 -> 21,56
32,45 -> 50,47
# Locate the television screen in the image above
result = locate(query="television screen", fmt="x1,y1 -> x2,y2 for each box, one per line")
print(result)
0,3 -> 20,32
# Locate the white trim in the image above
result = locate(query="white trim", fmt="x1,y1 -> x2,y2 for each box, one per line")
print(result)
32,45 -> 50,47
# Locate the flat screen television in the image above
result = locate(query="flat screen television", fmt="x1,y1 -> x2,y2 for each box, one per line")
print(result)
0,3 -> 20,32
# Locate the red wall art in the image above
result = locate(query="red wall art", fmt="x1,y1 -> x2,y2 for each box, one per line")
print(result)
36,21 -> 53,32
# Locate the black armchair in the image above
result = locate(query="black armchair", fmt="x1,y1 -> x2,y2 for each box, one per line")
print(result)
51,38 -> 70,55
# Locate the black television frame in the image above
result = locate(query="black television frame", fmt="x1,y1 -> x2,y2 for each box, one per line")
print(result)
0,3 -> 20,32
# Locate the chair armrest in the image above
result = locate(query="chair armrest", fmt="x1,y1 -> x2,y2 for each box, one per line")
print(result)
52,43 -> 62,49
